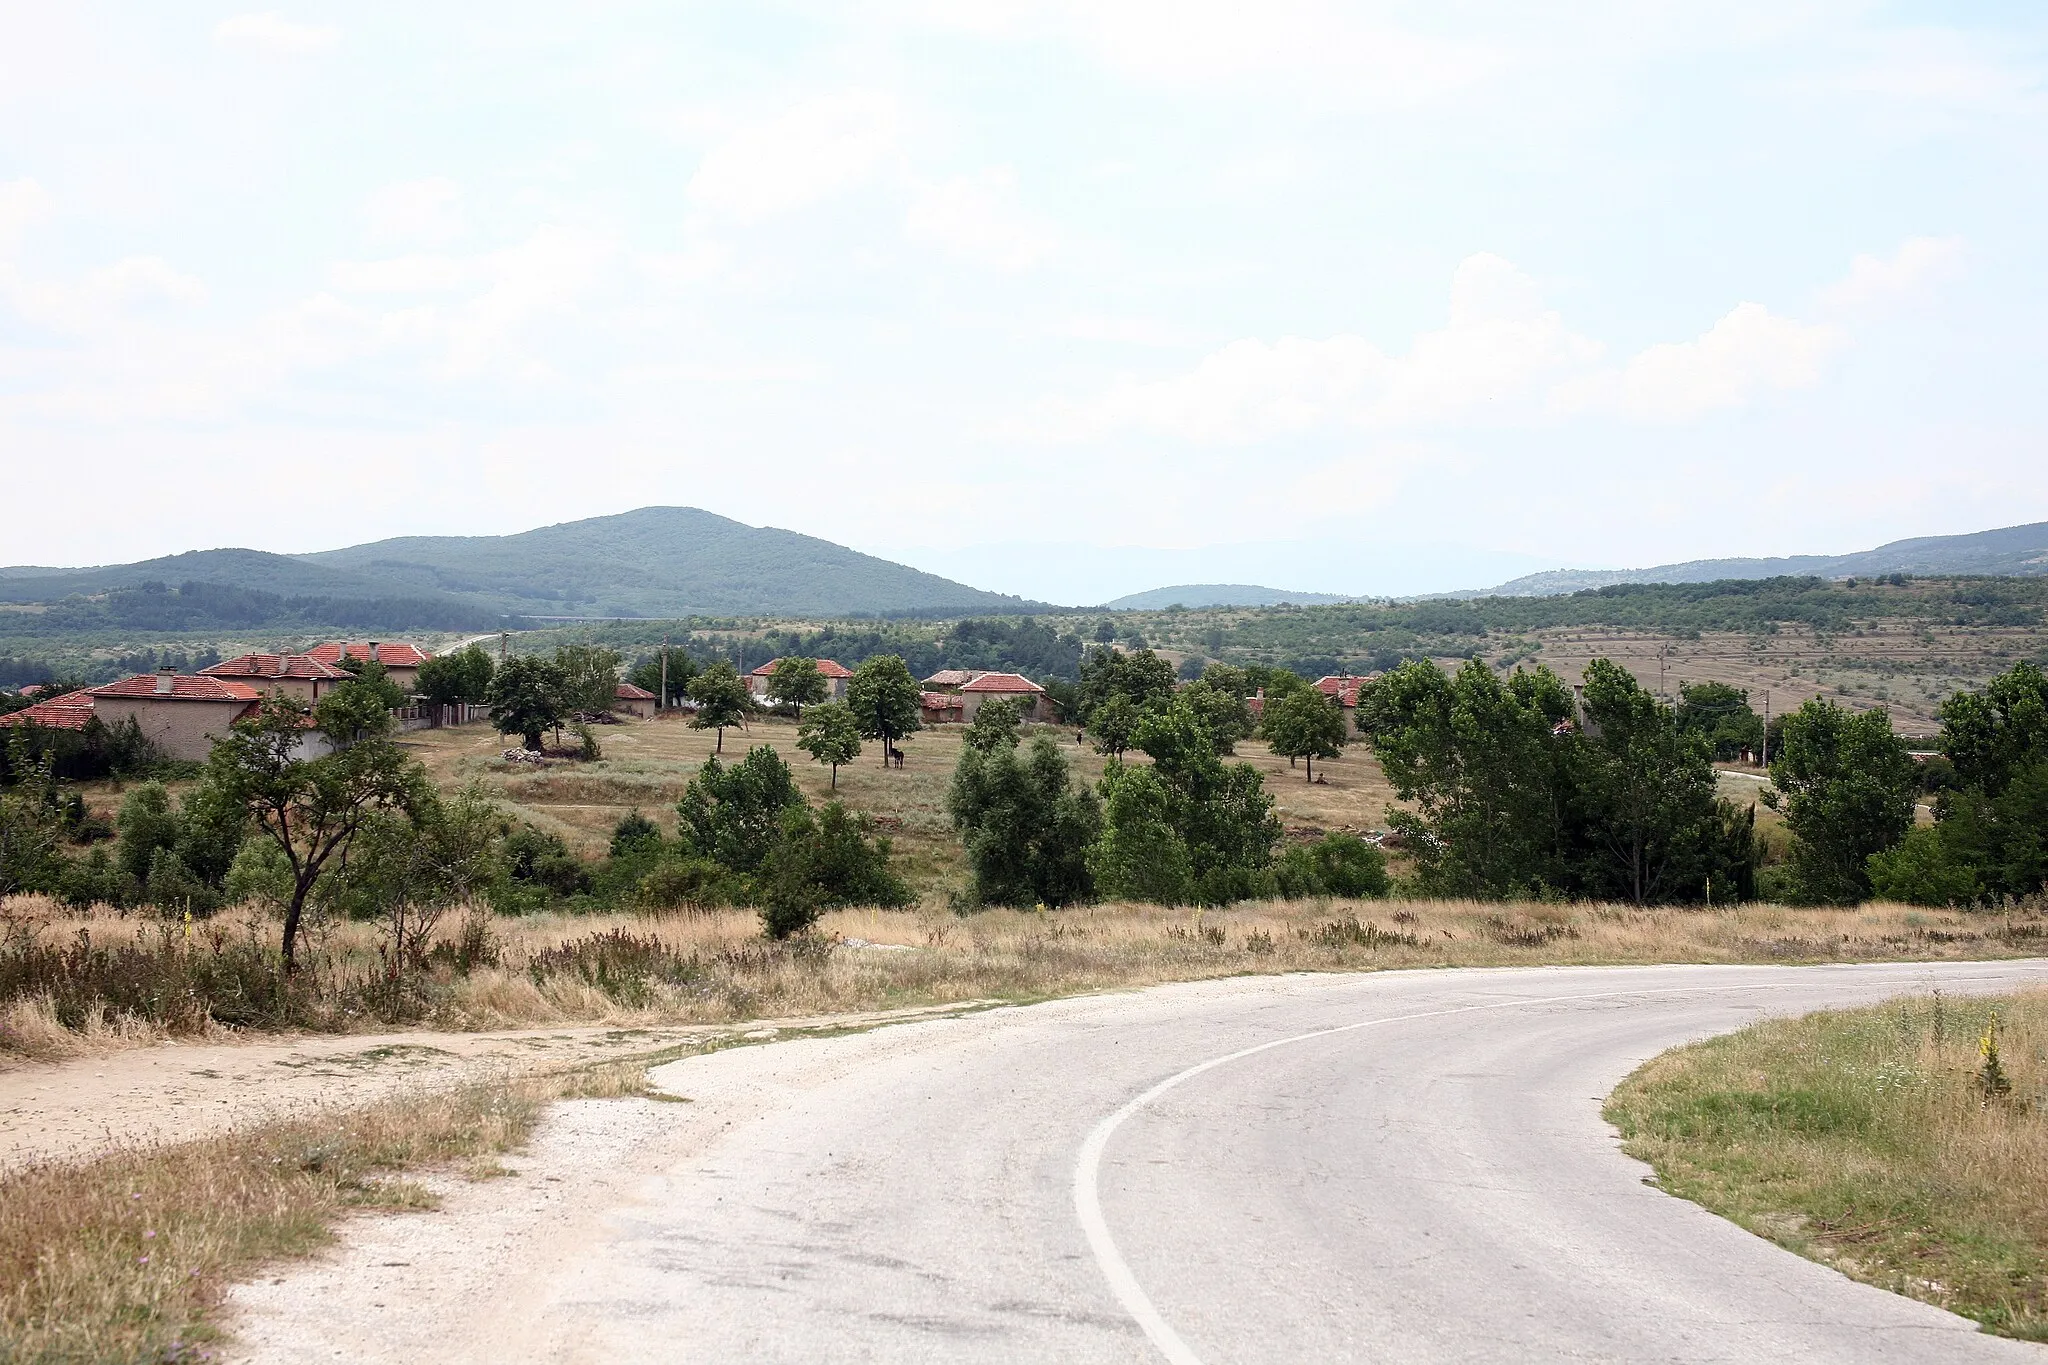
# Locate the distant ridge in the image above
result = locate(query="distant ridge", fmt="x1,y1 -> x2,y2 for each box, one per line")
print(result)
1100,583 -> 1358,610
0,507 -> 1042,623
1472,520 -> 2048,598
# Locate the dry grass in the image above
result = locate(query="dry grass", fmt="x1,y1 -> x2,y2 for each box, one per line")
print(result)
1608,989 -> 2048,1340
0,1077 -> 552,1365
9,895 -> 2047,1063
395,712 -> 1412,894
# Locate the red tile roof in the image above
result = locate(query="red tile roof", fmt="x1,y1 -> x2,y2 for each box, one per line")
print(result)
202,653 -> 352,681
615,682 -> 656,700
922,669 -> 982,687
749,657 -> 853,679
88,674 -> 263,701
0,690 -> 96,731
1314,675 -> 1368,707
920,691 -> 965,712
306,642 -> 431,668
961,672 -> 1045,694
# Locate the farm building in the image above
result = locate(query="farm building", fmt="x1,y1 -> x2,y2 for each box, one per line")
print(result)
922,669 -> 984,691
613,682 -> 657,718
1314,675 -> 1372,708
959,672 -> 1049,722
920,691 -> 965,724
0,689 -> 97,733
747,658 -> 852,702
305,641 -> 430,691
199,653 -> 353,702
83,670 -> 266,762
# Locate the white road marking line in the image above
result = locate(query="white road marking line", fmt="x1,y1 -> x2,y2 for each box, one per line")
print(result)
1070,969 -> 2039,1363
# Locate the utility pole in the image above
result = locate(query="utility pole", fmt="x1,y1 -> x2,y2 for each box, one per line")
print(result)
661,634 -> 669,711
1761,689 -> 1771,768
500,630 -> 508,664
1659,639 -> 1668,698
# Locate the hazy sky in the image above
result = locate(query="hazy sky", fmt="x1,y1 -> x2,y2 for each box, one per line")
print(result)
3,3 -> 2044,601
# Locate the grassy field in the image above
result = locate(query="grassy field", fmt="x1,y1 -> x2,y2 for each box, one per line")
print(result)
1608,990 -> 2048,1340
397,711 -> 1411,896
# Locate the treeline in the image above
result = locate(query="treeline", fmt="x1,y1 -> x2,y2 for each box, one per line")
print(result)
2,580 -> 507,635
1199,576 -> 2048,671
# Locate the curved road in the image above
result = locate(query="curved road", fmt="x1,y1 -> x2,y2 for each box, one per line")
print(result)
232,962 -> 2048,1363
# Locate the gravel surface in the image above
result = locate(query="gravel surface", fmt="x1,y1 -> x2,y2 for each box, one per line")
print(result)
225,963 -> 2048,1364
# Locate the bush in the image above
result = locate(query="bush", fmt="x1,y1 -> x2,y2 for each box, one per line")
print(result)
635,857 -> 739,911
1275,833 -> 1390,899
756,802 -> 912,938
501,826 -> 591,897
526,929 -> 699,1006
1868,826 -> 1982,906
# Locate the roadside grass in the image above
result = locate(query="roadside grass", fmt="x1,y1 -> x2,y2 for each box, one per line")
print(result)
0,1079 -> 552,1365
1607,990 -> 2048,1341
8,895 -> 2047,1062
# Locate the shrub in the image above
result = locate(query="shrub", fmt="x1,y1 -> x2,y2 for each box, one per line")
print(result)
1274,833 -> 1390,899
635,857 -> 738,912
526,929 -> 699,1005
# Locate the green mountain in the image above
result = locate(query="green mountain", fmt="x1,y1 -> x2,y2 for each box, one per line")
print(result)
1100,584 -> 1358,610
0,508 -> 1038,626
1478,520 -> 2048,598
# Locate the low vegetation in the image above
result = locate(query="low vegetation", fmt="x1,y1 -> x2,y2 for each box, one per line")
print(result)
0,1058 -> 662,1365
8,897 -> 2048,1061
1609,990 -> 2048,1340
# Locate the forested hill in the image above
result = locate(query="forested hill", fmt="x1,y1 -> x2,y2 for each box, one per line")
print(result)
0,508 -> 1038,630
1101,584 -> 1357,609
301,507 -> 1033,617
1479,520 -> 2048,597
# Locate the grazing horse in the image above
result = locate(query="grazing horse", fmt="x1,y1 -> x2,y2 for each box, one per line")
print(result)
886,743 -> 905,769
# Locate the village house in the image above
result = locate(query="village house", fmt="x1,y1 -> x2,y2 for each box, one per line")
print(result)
1314,674 -> 1372,709
613,682 -> 657,718
0,689 -> 97,734
959,672 -> 1049,723
198,653 -> 353,702
746,658 -> 852,703
305,641 -> 430,692
921,668 -> 985,692
920,691 -> 965,725
82,669 -> 267,762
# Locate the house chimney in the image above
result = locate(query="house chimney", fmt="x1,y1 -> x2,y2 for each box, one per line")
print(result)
155,666 -> 177,695
368,641 -> 380,664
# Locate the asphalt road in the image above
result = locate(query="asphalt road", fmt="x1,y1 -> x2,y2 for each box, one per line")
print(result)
232,962 -> 2048,1363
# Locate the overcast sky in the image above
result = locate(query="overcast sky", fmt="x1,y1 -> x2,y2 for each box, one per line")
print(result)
2,3 -> 2044,601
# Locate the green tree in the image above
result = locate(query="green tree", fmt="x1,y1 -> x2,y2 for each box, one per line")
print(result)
756,801 -> 912,938
554,645 -> 623,715
676,745 -> 804,875
963,697 -> 1022,753
332,658 -> 409,712
1179,679 -> 1255,754
846,655 -> 922,764
0,733 -> 63,897
687,660 -> 752,754
1088,693 -> 1141,758
198,691 -> 429,970
416,645 -> 495,707
1088,763 -> 1195,904
1765,698 -> 1917,904
487,656 -> 566,751
1939,661 -> 2048,798
795,701 -> 862,788
949,733 -> 1101,907
628,647 -> 697,709
1675,680 -> 1764,762
116,781 -> 183,884
766,656 -> 829,716
1577,659 -> 1734,906
1259,687 -> 1347,781
1361,659 -> 1577,898
1078,647 -> 1177,723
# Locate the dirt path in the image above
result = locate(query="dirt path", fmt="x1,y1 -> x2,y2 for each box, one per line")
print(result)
0,1001 -> 992,1173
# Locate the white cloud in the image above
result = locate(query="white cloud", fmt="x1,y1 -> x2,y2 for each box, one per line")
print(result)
903,168 -> 1054,270
686,91 -> 903,223
0,178 -> 52,254
909,0 -> 1502,106
1039,254 -> 1597,440
82,256 -> 208,309
361,178 -> 465,245
213,13 -> 340,55
1821,235 -> 1965,312
1038,253 -> 1857,439
1553,304 -> 1839,421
